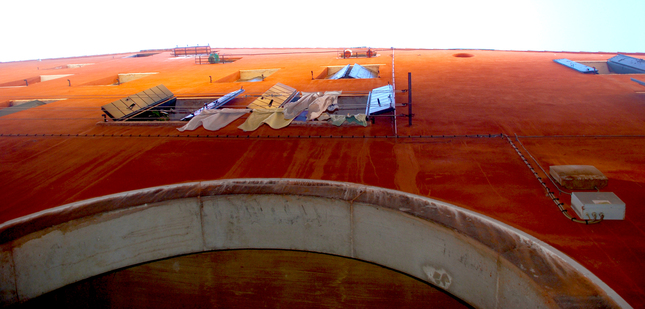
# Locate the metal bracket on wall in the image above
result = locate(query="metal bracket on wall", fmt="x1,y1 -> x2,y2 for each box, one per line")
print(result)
372,72 -> 414,126
401,72 -> 413,126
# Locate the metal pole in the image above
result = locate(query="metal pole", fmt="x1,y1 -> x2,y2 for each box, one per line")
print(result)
408,72 -> 412,126
392,47 -> 398,136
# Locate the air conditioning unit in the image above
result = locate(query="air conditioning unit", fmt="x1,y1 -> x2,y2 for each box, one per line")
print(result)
571,192 -> 625,220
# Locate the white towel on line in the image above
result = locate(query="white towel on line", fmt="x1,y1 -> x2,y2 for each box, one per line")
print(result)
177,108 -> 250,132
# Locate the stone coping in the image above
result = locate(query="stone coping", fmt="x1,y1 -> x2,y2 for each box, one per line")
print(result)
0,179 -> 631,308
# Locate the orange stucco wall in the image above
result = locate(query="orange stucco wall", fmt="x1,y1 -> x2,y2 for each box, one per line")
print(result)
1,48 -> 644,306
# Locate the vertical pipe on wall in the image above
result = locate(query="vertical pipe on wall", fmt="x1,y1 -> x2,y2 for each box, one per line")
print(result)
408,72 -> 412,126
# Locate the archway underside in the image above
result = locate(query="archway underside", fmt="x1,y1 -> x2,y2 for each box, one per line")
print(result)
21,250 -> 472,309
0,179 -> 628,308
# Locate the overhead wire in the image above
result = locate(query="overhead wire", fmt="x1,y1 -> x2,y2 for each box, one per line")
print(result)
504,134 -> 602,224
514,133 -> 572,196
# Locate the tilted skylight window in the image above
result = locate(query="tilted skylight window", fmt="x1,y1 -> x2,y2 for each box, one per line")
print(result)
554,55 -> 645,75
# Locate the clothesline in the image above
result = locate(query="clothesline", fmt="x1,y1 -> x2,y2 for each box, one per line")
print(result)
178,91 -> 369,132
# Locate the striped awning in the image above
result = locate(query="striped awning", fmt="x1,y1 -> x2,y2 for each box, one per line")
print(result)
247,83 -> 298,109
366,84 -> 395,115
101,85 -> 174,121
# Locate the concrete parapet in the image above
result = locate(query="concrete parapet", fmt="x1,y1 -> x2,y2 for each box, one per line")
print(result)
0,179 -> 631,308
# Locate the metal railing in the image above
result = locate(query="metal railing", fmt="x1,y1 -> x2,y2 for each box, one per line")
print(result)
173,46 -> 212,57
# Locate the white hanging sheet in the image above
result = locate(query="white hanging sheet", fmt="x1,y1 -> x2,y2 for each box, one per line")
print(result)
177,108 -> 250,132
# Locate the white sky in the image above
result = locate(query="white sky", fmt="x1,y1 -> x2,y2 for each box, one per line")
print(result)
1,0 -> 643,62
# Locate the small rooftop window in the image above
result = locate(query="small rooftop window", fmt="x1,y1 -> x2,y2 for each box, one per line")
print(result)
316,64 -> 380,80
554,55 -> 645,75
66,63 -> 94,68
0,75 -> 73,87
82,73 -> 157,86
216,69 -> 280,83
0,99 -> 66,117
44,63 -> 94,70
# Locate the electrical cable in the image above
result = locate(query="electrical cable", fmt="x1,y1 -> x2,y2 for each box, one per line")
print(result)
514,133 -> 572,196
504,134 -> 603,224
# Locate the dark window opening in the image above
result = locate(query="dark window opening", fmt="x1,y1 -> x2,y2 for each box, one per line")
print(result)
290,84 -> 395,123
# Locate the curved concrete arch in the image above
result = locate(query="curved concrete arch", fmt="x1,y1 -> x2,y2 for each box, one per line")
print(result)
0,179 -> 630,308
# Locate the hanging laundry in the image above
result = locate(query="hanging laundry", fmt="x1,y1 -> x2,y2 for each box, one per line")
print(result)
307,91 -> 342,121
327,103 -> 339,112
238,108 -> 294,132
177,108 -> 250,132
329,114 -> 346,126
283,92 -> 321,120
328,113 -> 368,126
317,113 -> 331,121
346,114 -> 368,126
